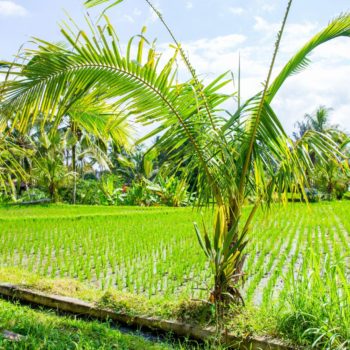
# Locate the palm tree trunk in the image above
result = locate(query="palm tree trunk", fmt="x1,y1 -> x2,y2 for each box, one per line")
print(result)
49,182 -> 58,203
72,144 -> 77,205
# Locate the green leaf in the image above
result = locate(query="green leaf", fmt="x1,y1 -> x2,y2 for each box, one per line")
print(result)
194,222 -> 210,258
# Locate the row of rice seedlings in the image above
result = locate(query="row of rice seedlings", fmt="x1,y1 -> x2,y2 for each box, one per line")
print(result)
279,202 -> 350,302
0,202 -> 349,305
0,210 -> 211,300
0,205 -> 183,220
315,206 -> 348,284
278,222 -> 306,302
261,218 -> 303,307
244,209 -> 292,303
252,219 -> 294,305
248,202 -> 350,307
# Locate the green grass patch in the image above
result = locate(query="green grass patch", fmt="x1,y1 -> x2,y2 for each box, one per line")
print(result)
0,298 -> 177,350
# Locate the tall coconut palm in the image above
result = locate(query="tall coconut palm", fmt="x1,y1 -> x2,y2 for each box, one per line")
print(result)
294,106 -> 349,193
294,105 -> 339,140
0,0 -> 348,309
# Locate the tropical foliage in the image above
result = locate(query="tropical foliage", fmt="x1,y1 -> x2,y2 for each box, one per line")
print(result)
294,106 -> 350,200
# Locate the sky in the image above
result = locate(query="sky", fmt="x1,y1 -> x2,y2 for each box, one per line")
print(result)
0,0 -> 349,136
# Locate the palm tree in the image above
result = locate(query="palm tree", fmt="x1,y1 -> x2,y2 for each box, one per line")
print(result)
312,133 -> 350,198
294,106 -> 349,195
31,130 -> 70,202
0,0 -> 348,311
61,96 -> 132,203
294,105 -> 338,140
305,105 -> 334,133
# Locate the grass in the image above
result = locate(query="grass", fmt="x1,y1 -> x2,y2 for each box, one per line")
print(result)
0,201 -> 349,348
277,254 -> 350,349
0,298 -> 177,350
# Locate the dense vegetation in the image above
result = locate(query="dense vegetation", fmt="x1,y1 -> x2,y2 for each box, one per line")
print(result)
1,105 -> 348,206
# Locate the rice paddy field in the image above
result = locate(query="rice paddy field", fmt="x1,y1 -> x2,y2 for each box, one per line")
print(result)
0,201 -> 349,309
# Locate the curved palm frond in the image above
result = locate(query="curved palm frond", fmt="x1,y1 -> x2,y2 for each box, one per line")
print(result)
0,16 -> 232,205
67,95 -> 133,149
0,136 -> 28,192
84,0 -> 122,9
267,13 -> 350,102
219,11 -> 350,212
224,13 -> 350,132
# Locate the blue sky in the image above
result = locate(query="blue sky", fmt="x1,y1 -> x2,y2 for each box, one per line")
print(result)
1,0 -> 350,134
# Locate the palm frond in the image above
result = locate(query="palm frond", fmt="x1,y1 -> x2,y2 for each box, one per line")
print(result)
84,0 -> 122,8
267,13 -> 350,102
1,15 -> 233,205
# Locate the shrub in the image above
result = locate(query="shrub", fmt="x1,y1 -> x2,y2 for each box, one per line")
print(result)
123,180 -> 159,206
343,192 -> 350,200
0,192 -> 13,204
19,188 -> 48,202
304,188 -> 320,202
76,179 -> 105,205
59,179 -> 105,205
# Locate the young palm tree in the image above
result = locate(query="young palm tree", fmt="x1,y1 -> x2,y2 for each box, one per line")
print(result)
0,0 -> 348,309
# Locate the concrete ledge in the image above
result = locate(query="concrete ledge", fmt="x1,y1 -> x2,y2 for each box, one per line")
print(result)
0,283 -> 296,350
1,330 -> 24,342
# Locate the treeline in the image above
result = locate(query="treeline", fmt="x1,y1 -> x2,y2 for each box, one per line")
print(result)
0,126 -> 195,206
0,105 -> 348,206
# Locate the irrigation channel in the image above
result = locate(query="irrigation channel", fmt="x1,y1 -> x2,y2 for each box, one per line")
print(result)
0,284 -> 292,349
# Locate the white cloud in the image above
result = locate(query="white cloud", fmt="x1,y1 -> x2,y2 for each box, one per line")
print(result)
253,16 -> 279,33
186,34 -> 246,53
0,1 -> 27,17
146,0 -> 162,23
253,16 -> 319,54
186,2 -> 193,10
256,0 -> 276,13
123,14 -> 135,23
281,22 -> 318,53
156,22 -> 349,134
229,7 -> 244,16
261,3 -> 275,13
175,35 -> 246,76
273,46 -> 350,133
133,8 -> 142,16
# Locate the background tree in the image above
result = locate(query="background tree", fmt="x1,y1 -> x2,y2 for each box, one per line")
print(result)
294,106 -> 350,198
32,131 -> 69,202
